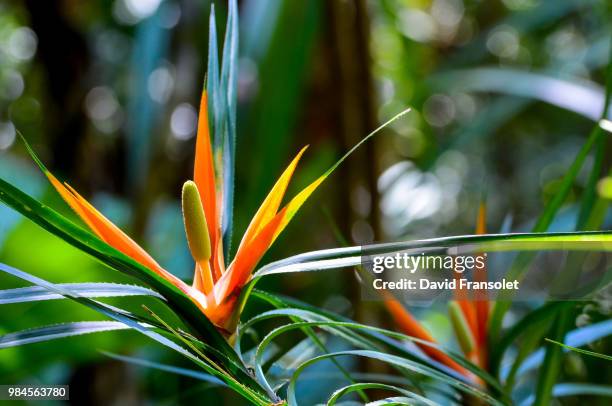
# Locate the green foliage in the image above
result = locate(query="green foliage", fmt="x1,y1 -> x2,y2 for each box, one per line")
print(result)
0,0 -> 611,404
207,0 -> 239,259
545,338 -> 612,361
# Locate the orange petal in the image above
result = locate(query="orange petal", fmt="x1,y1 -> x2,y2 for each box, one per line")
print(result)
209,146 -> 311,305
457,299 -> 478,343
476,202 -> 487,235
45,174 -> 104,236
270,173 -> 327,244
237,146 -> 308,251
474,202 -> 489,360
211,152 -> 329,303
45,172 -> 188,291
194,91 -> 223,278
213,208 -> 285,304
452,264 -> 477,339
193,261 -> 214,295
384,294 -> 468,376
204,294 -> 237,329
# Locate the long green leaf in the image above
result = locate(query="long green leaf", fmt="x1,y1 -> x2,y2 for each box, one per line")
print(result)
544,338 -> 612,361
490,301 -> 568,377
102,351 -> 227,385
520,383 -> 612,406
206,4 -> 220,139
0,276 -> 247,380
238,304 -> 503,397
534,308 -> 574,405
327,382 -> 436,406
514,319 -> 612,376
0,283 -> 162,304
286,350 -> 501,406
252,231 -> 611,280
0,321 -> 129,348
219,0 -> 238,257
249,290 -> 508,395
577,37 -> 612,229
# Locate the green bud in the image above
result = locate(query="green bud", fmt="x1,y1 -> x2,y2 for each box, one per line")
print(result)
182,180 -> 211,262
448,302 -> 475,355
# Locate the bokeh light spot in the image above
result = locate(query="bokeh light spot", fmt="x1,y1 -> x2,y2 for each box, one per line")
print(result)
7,27 -> 37,61
0,122 -> 16,150
170,103 -> 197,140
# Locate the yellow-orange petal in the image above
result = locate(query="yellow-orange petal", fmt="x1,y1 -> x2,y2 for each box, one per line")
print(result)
270,173 -> 327,244
212,151 -> 330,304
384,295 -> 468,376
213,208 -> 285,304
193,261 -> 214,294
237,146 -> 308,251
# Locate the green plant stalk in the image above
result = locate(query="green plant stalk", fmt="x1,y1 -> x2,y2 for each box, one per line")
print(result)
534,309 -> 574,405
503,321 -> 552,393
544,338 -> 612,361
497,302 -> 572,391
576,130 -> 606,229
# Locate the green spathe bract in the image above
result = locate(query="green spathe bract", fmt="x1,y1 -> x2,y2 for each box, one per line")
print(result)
182,180 -> 211,262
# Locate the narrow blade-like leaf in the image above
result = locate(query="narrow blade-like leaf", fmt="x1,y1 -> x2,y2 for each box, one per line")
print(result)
0,321 -> 129,348
0,283 -> 162,304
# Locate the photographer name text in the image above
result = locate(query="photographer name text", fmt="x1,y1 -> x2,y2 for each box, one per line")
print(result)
369,253 -> 520,291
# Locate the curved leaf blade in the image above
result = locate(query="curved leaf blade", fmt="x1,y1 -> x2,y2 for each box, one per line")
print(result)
520,383 -> 612,406
0,283 -> 162,305
514,319 -> 612,377
328,382 -> 435,406
102,351 -> 226,386
0,321 -> 129,348
286,350 -> 501,406
544,338 -> 612,361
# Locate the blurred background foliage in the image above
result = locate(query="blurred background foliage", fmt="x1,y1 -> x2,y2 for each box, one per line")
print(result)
0,0 -> 610,403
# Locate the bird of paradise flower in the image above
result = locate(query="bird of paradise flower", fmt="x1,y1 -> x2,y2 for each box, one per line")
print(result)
24,96 -> 409,334
21,0 -> 411,335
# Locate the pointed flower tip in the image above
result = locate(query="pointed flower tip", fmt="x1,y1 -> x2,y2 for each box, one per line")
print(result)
19,133 -> 49,174
182,180 -> 211,262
